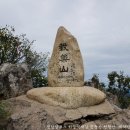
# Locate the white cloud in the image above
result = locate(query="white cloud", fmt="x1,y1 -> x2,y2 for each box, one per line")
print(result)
0,0 -> 130,82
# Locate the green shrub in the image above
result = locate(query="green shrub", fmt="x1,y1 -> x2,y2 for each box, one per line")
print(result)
0,25 -> 49,88
0,101 -> 10,120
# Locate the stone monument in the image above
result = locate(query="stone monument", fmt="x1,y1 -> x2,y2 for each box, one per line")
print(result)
48,26 -> 84,87
27,26 -> 108,109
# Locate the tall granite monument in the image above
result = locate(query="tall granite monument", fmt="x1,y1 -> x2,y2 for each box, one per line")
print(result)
48,26 -> 84,87
27,26 -> 107,109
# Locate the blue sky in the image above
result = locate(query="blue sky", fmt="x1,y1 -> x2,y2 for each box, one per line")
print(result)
0,0 -> 130,83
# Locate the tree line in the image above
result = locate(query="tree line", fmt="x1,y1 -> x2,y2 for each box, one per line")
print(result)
85,72 -> 130,108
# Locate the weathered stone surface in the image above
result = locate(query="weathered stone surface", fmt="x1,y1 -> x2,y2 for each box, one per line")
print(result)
0,95 -> 117,130
48,26 -> 84,87
0,63 -> 32,99
77,100 -> 115,117
80,109 -> 130,130
6,96 -> 55,130
27,86 -> 106,109
66,109 -> 82,120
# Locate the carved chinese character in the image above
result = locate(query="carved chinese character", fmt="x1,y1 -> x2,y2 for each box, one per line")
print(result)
60,54 -> 70,62
59,66 -> 68,72
59,43 -> 68,51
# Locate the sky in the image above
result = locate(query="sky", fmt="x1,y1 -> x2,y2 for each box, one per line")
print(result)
0,0 -> 130,83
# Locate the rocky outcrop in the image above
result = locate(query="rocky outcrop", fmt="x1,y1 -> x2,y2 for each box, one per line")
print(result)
0,63 -> 32,99
0,95 -> 129,130
1,27 -> 129,130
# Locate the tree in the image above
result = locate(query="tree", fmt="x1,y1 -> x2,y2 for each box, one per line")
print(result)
0,25 -> 49,87
84,74 -> 106,91
107,71 -> 130,108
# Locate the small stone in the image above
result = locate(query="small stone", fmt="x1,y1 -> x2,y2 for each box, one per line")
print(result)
48,26 -> 84,87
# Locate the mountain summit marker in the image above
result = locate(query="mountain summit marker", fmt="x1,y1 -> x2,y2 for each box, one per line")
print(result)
48,26 -> 84,87
27,26 -> 111,110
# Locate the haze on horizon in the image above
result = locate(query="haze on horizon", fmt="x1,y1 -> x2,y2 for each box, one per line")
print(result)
0,0 -> 130,83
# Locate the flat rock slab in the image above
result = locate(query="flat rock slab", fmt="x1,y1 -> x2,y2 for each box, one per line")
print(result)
27,86 -> 106,109
65,100 -> 115,121
6,95 -> 115,129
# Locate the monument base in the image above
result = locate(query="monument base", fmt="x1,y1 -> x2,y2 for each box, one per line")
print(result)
27,86 -> 106,109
